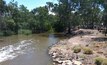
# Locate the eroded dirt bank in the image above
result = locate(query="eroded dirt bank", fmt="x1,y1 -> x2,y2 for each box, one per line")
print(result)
49,29 -> 107,65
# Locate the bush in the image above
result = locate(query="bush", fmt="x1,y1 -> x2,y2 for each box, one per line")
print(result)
95,57 -> 104,65
48,27 -> 55,33
3,30 -> 14,36
73,46 -> 81,53
0,32 -> 3,36
83,47 -> 93,54
18,29 -> 32,35
95,57 -> 107,65
0,30 -> 14,36
102,59 -> 107,65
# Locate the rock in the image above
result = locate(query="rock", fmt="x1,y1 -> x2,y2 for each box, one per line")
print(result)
52,52 -> 57,58
53,58 -> 63,64
72,60 -> 82,65
62,60 -> 72,65
53,62 -> 56,65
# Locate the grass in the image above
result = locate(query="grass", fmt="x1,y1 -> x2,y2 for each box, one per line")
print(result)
18,29 -> 32,35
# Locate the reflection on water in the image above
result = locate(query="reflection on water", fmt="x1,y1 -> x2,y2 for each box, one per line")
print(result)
0,33 -> 65,65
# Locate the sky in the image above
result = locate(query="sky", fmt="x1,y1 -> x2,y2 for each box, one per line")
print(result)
4,0 -> 58,11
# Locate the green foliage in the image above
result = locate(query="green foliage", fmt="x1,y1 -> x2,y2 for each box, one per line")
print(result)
48,27 -> 54,33
0,0 -> 107,36
53,21 -> 65,32
3,30 -> 14,36
18,29 -> 32,35
0,32 -> 3,36
4,17 -> 15,31
83,47 -> 93,54
0,0 -> 6,13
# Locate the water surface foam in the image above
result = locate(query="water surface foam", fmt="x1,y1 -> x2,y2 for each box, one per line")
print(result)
0,40 -> 33,62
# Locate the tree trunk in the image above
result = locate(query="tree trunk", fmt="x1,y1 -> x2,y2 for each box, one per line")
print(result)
105,27 -> 107,36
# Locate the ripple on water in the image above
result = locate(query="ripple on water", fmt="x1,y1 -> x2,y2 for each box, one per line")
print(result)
0,40 -> 34,62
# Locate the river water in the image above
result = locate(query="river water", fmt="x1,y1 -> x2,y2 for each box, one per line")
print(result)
0,33 -> 66,65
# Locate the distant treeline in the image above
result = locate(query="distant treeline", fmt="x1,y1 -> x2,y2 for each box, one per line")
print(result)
0,0 -> 107,36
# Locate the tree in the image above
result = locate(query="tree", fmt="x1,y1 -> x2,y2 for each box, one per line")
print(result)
0,0 -> 6,31
102,0 -> 107,36
7,1 -> 20,34
78,0 -> 101,29
46,2 -> 54,11
31,6 -> 49,32
52,0 -> 80,33
0,0 -> 106,36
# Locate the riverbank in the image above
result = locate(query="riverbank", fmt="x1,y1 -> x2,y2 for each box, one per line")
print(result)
49,29 -> 107,65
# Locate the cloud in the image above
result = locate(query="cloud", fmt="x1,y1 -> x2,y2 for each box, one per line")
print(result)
49,11 -> 55,15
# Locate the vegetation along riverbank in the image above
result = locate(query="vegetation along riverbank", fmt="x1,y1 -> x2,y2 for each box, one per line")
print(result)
0,0 -> 107,36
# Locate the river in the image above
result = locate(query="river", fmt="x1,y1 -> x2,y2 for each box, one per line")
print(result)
0,33 -> 66,65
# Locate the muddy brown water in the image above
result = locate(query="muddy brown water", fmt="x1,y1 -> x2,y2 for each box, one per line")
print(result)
0,33 -> 67,65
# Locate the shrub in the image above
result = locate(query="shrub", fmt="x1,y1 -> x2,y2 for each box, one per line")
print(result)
3,30 -> 14,36
18,29 -> 32,35
95,57 -> 107,65
83,47 -> 93,54
73,46 -> 81,53
0,32 -> 3,36
102,59 -> 107,65
95,57 -> 104,65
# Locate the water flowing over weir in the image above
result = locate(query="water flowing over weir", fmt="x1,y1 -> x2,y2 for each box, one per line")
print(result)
0,34 -> 66,65
0,40 -> 34,62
